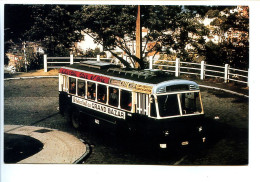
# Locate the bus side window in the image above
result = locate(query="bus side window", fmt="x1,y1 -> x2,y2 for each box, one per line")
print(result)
109,87 -> 119,107
97,84 -> 107,103
69,77 -> 76,94
121,90 -> 132,111
87,81 -> 96,100
77,79 -> 86,97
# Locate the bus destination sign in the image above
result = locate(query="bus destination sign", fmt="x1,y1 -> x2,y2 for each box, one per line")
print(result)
110,79 -> 153,94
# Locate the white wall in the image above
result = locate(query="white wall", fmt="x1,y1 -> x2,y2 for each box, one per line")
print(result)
76,34 -> 103,53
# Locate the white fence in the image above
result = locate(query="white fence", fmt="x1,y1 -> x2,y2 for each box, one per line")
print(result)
43,54 -> 112,72
44,54 -> 249,86
150,57 -> 249,86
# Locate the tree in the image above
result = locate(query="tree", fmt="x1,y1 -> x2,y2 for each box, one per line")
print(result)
21,5 -> 248,69
25,5 -> 83,56
73,5 -> 138,67
20,5 -> 209,68
73,5 -> 209,68
205,9 -> 220,18
209,6 -> 249,69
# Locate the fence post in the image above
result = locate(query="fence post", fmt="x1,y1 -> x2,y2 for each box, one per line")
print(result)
224,64 -> 230,83
175,58 -> 180,77
97,54 -> 100,62
44,54 -> 47,72
70,54 -> 73,65
149,56 -> 153,69
200,61 -> 205,80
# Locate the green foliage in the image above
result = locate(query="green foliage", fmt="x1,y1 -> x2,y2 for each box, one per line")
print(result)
25,5 -> 83,56
204,41 -> 225,65
206,9 -> 220,18
28,53 -> 43,70
6,5 -> 248,70
83,48 -> 100,57
207,7 -> 249,69
205,41 -> 249,69
4,54 -> 10,65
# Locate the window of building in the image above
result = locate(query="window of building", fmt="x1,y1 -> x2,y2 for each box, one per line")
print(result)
109,87 -> 119,107
77,79 -> 86,97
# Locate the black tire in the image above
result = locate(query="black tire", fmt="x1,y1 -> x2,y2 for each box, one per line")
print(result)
71,109 -> 81,129
64,106 -> 72,124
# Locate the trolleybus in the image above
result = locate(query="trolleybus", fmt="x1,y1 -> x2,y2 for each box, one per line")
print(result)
58,61 -> 206,149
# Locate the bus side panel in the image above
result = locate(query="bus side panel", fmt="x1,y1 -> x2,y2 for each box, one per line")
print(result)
59,91 -> 71,115
60,93 -> 134,134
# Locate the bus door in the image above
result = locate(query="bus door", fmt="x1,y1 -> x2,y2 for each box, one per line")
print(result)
136,93 -> 149,115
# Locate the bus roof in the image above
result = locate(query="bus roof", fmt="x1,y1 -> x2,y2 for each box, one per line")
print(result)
62,62 -> 179,84
60,61 -> 200,94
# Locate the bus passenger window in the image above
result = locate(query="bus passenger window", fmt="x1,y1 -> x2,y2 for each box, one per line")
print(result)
69,77 -> 76,94
121,90 -> 132,111
77,79 -> 85,97
109,87 -> 119,107
97,84 -> 107,103
87,82 -> 96,100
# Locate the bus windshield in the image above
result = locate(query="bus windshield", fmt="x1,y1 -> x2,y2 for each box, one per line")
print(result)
157,92 -> 202,117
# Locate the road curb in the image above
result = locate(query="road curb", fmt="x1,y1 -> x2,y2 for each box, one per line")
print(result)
4,76 -> 58,81
73,142 -> 92,164
199,84 -> 249,98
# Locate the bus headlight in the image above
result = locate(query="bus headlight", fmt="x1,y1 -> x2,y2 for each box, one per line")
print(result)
160,144 -> 167,148
164,130 -> 170,136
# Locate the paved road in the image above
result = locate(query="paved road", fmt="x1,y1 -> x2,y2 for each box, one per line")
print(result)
4,78 -> 248,165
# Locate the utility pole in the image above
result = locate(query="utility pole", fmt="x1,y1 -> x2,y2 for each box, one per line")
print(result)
135,5 -> 142,68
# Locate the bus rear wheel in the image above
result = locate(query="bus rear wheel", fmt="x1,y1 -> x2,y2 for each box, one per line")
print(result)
71,109 -> 82,129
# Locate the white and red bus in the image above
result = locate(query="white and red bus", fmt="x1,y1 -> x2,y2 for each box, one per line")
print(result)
58,61 -> 206,149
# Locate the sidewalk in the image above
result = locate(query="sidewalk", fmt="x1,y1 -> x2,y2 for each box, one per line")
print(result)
4,69 -> 59,79
4,125 -> 88,164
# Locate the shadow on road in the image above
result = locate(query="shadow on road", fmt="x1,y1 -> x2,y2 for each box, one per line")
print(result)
4,133 -> 43,163
76,117 -> 248,165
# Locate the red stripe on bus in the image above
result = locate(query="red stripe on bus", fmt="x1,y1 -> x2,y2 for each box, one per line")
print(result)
59,68 -> 110,84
